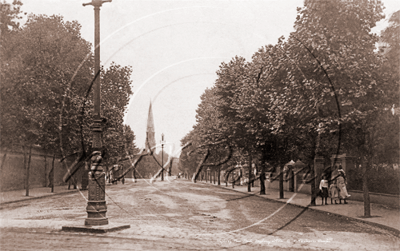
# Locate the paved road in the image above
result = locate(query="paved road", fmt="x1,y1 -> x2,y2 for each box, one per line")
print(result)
0,179 -> 398,250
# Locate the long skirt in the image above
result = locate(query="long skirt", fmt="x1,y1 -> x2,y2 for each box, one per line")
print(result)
337,183 -> 349,199
321,187 -> 329,198
329,184 -> 339,201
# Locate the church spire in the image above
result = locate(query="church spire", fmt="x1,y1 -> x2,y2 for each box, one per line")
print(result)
145,101 -> 156,152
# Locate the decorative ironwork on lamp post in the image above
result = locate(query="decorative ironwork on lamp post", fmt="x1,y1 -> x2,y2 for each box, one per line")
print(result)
83,0 -> 112,226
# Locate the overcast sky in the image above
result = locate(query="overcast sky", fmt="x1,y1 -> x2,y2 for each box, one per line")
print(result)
20,0 -> 400,156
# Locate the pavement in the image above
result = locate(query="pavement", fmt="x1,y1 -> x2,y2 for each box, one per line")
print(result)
1,178 -> 399,236
196,179 -> 400,235
0,185 -> 81,205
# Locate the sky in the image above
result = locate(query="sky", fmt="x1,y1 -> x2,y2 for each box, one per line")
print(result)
19,0 -> 400,156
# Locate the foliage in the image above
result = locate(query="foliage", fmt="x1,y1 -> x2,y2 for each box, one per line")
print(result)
348,165 -> 400,195
0,0 -> 24,36
0,11 -> 136,167
1,13 -> 93,151
181,0 -> 399,203
380,10 -> 400,92
101,63 -> 134,161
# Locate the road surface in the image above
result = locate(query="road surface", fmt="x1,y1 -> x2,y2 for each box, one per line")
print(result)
0,179 -> 398,250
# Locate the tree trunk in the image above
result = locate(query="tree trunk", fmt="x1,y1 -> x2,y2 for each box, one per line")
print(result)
0,152 -> 8,172
81,161 -> 88,190
51,152 -> 55,193
362,157 -> 371,217
192,150 -> 209,183
311,119 -> 322,206
260,149 -> 266,195
213,170 -> 216,184
217,166 -> 221,186
23,145 -> 26,189
260,165 -> 266,195
310,163 -> 316,206
44,155 -> 47,187
248,154 -> 252,192
26,145 -> 32,196
232,170 -> 235,188
279,165 -> 284,199
0,151 -> 7,192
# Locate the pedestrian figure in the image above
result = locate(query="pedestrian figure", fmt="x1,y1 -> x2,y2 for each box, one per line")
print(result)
110,167 -> 114,184
329,180 -> 340,204
68,179 -> 77,190
113,165 -> 118,184
319,175 -> 329,205
337,169 -> 350,204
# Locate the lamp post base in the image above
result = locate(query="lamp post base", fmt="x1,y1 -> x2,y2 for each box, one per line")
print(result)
85,217 -> 109,226
62,224 -> 130,233
85,168 -> 108,225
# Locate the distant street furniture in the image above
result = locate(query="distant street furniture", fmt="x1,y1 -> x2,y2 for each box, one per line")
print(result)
161,133 -> 165,181
285,160 -> 296,192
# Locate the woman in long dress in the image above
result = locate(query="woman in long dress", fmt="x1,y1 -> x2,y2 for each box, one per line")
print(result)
337,170 -> 350,202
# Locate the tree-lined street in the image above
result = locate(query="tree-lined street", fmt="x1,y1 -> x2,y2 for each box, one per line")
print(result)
180,0 -> 399,214
1,1 -> 399,250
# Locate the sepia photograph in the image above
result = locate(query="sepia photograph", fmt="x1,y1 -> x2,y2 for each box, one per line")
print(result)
0,0 -> 399,250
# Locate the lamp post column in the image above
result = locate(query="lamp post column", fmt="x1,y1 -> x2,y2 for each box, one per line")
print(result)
83,0 -> 111,226
161,133 -> 164,181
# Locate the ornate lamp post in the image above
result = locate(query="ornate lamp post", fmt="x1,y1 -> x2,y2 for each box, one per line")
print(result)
62,0 -> 130,232
83,0 -> 111,226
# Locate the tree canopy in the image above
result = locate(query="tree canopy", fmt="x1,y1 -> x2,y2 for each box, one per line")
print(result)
181,0 -> 399,200
0,3 -> 137,166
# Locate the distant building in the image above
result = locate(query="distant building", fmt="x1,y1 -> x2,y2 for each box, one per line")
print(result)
145,101 -> 156,152
135,102 -> 166,178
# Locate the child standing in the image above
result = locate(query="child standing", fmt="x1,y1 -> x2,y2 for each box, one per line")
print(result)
319,175 -> 329,205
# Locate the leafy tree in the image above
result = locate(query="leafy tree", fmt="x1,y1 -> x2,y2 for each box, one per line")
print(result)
281,0 -> 389,212
101,63 -> 134,160
1,14 -> 93,153
380,10 -> 400,116
182,0 -> 396,214
1,12 -> 136,187
0,0 -> 24,37
179,132 -> 199,177
123,124 -> 138,156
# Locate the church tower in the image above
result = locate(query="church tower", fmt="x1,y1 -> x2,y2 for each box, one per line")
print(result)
145,101 -> 156,152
